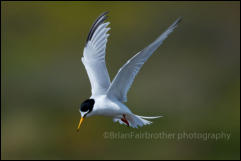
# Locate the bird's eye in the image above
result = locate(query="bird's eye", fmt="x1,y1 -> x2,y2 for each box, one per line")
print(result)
80,104 -> 89,112
80,106 -> 87,112
80,99 -> 95,113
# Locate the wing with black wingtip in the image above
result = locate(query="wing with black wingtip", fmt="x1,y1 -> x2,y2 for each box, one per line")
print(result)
82,12 -> 111,96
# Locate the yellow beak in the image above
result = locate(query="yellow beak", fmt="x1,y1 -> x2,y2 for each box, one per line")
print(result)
77,117 -> 84,132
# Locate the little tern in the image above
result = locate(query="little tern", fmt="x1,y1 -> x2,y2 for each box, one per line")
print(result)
77,12 -> 181,130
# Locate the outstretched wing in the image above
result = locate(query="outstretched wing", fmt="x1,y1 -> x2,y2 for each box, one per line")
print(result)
107,18 -> 182,102
82,12 -> 111,97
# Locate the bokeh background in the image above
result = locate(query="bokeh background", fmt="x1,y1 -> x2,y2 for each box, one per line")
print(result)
1,1 -> 240,160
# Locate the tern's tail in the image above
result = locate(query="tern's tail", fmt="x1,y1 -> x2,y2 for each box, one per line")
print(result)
132,115 -> 162,128
113,114 -> 162,128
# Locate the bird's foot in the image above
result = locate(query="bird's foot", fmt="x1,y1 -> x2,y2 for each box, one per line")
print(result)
121,114 -> 129,127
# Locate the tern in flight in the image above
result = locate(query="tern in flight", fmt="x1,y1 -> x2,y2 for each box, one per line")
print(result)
77,12 -> 181,130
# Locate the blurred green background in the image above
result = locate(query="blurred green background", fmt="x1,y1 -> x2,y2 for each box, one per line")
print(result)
1,1 -> 240,160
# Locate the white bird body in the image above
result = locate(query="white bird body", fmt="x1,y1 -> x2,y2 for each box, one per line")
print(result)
77,12 -> 181,129
88,95 -> 132,117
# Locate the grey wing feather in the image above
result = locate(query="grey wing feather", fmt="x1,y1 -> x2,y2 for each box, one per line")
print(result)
82,12 -> 111,96
107,18 -> 182,102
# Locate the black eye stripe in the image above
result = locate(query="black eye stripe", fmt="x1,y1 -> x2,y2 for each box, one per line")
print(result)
80,99 -> 95,113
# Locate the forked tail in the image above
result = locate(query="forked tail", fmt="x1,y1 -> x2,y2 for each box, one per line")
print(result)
113,114 -> 162,128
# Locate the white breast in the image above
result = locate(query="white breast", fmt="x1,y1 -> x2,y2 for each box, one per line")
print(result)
88,95 -> 132,117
